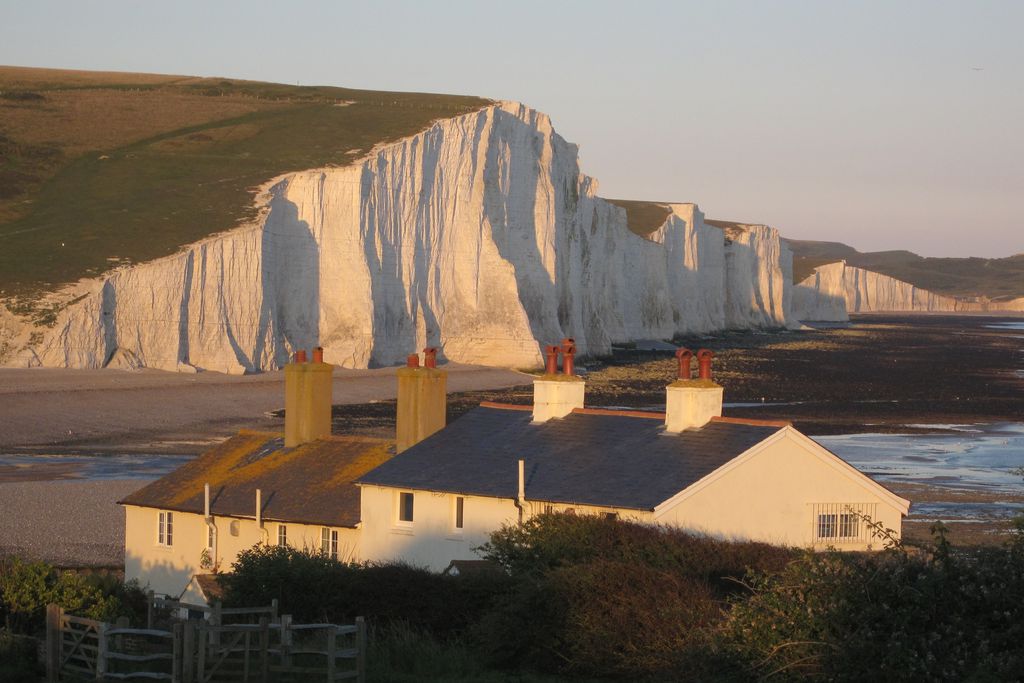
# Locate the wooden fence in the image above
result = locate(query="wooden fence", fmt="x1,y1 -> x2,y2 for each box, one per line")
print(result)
45,604 -> 365,683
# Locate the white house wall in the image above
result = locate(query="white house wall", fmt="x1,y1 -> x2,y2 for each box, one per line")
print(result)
124,505 -> 358,602
653,430 -> 905,549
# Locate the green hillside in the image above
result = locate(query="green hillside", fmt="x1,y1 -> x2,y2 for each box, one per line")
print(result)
785,238 -> 1024,300
0,66 -> 489,306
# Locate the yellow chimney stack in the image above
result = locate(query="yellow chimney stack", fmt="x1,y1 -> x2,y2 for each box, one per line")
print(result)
396,348 -> 447,453
284,347 -> 333,447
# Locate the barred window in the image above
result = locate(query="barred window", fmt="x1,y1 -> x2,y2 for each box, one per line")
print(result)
811,503 -> 876,544
277,524 -> 288,547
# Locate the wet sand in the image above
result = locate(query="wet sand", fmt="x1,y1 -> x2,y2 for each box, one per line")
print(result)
0,362 -> 530,455
1,314 -> 1020,563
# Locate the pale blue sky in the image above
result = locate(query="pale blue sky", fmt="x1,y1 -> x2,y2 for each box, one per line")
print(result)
3,1 -> 1021,257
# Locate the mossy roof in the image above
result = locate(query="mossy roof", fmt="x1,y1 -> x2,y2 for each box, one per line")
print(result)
119,430 -> 394,527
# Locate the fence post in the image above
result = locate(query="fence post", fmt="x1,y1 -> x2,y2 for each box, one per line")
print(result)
326,625 -> 337,682
147,590 -> 155,629
196,624 -> 207,681
96,621 -> 109,680
280,614 -> 292,670
210,601 -> 222,646
258,617 -> 270,683
182,621 -> 195,683
355,617 -> 366,683
46,604 -> 62,683
172,622 -> 183,683
270,598 -> 278,622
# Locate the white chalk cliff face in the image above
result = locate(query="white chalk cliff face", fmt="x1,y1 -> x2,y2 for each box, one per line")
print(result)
791,261 -> 1024,321
3,102 -> 797,373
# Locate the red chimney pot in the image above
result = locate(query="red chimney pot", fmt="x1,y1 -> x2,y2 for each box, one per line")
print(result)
544,345 -> 560,375
406,353 -> 420,368
295,349 -> 307,364
423,347 -> 438,369
675,347 -> 693,379
560,338 -> 576,376
696,349 -> 715,380
312,347 -> 324,364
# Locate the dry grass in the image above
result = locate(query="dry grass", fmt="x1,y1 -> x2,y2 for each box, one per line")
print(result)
604,198 -> 673,237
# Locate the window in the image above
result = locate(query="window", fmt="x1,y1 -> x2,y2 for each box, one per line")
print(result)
604,512 -> 619,521
454,496 -> 464,530
158,511 -> 173,546
277,524 -> 288,547
321,527 -> 338,560
543,504 -> 553,514
817,514 -> 837,539
811,503 -> 875,544
398,492 -> 414,523
206,524 -> 214,550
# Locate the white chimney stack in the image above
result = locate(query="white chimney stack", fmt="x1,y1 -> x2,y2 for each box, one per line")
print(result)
665,348 -> 723,432
532,339 -> 585,422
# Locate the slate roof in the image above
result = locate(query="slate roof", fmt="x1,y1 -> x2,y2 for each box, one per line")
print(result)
119,430 -> 393,527
357,405 -> 785,511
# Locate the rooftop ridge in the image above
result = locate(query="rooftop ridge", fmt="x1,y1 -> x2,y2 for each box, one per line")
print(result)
479,401 -> 532,411
571,407 -> 666,420
710,416 -> 791,428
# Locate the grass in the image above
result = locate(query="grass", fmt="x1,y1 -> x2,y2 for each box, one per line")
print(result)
604,198 -> 672,237
786,238 -> 1024,299
0,66 -> 489,305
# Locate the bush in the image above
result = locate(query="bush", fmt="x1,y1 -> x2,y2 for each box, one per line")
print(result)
723,527 -> 1024,680
0,631 -> 42,683
221,544 -> 510,636
0,557 -> 126,634
479,512 -> 794,595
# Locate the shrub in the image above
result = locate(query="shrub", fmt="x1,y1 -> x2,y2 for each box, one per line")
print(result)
0,631 -> 43,683
479,512 -> 794,594
0,557 -> 124,633
221,544 -> 510,635
722,528 -> 1024,680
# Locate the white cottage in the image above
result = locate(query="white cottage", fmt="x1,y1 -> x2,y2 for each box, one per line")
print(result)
122,343 -> 910,598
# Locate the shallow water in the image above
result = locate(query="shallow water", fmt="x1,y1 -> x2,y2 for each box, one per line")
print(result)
815,423 -> 1024,521
0,452 -> 192,481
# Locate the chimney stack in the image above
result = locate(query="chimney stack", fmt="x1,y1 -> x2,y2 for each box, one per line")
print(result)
396,347 -> 447,453
284,347 -> 333,447
532,339 -> 585,422
665,347 -> 723,432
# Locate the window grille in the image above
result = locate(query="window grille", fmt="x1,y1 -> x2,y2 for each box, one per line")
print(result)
810,503 -> 878,544
278,524 -> 287,547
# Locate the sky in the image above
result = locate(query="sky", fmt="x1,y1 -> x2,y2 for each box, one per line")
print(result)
3,1 -> 1022,258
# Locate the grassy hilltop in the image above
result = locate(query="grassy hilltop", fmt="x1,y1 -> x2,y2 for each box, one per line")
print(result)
0,66 -> 489,305
785,238 -> 1024,300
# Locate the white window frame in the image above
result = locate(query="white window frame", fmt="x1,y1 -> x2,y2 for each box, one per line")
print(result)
321,527 -> 338,560
206,523 -> 215,550
157,511 -> 173,547
452,496 -> 465,533
396,491 -> 415,526
277,524 -> 288,547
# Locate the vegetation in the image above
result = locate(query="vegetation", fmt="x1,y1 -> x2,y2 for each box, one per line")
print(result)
215,513 -> 1024,681
0,65 -> 489,304
604,198 -> 673,237
785,237 -> 1024,299
0,557 -> 145,632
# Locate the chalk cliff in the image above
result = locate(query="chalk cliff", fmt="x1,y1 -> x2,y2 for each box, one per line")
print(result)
2,102 -> 796,373
791,261 -> 1024,321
